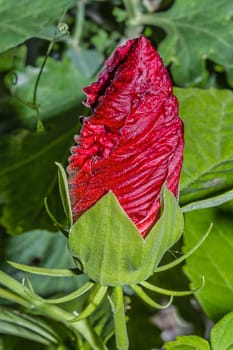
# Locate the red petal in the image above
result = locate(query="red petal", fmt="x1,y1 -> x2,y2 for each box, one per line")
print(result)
68,36 -> 184,237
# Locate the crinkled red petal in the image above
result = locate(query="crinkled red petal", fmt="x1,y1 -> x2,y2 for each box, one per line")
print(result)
68,36 -> 184,237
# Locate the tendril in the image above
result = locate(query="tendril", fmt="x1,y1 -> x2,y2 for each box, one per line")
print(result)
31,21 -> 70,128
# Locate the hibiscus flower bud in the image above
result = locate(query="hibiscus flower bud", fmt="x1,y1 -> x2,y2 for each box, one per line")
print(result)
68,36 -> 184,237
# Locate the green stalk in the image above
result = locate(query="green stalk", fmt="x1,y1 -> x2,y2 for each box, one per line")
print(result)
123,0 -> 142,38
109,286 -> 129,350
72,0 -> 85,45
36,301 -> 107,350
0,269 -> 106,350
71,284 -> 108,322
32,25 -> 69,131
123,0 -> 140,24
32,40 -> 53,112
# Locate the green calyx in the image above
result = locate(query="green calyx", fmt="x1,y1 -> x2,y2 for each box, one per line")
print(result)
69,186 -> 184,286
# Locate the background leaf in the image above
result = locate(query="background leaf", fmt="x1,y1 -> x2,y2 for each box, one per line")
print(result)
0,230 -> 87,295
0,46 -> 27,73
0,335 -> 54,350
5,56 -> 89,128
0,53 -> 103,234
183,206 -> 233,321
0,117 -> 77,234
0,0 -> 75,53
164,335 -> 210,350
142,0 -> 233,86
176,88 -> 233,205
210,311 -> 233,350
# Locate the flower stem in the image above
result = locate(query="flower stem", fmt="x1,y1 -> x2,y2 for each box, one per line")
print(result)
109,286 -> 129,350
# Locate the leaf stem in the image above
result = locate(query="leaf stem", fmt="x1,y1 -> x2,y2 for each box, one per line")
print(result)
109,286 -> 129,350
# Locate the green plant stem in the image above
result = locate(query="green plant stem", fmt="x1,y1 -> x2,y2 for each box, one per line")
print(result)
123,0 -> 140,24
0,288 -> 30,308
123,0 -> 143,38
110,286 -> 129,350
140,13 -> 168,27
36,302 -> 107,350
73,0 -> 85,45
71,284 -> 108,322
32,40 -> 54,110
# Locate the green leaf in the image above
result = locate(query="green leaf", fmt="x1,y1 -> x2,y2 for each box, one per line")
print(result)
0,230 -> 88,296
0,46 -> 26,72
210,311 -> 233,350
183,207 -> 233,321
66,48 -> 104,79
0,336 -> 50,350
0,0 -> 75,53
182,189 -> 233,213
164,335 -> 210,350
176,88 -> 233,205
5,56 -> 88,128
69,186 -> 183,285
0,117 -> 77,234
141,0 -> 233,86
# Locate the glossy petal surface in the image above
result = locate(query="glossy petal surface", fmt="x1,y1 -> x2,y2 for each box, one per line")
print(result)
68,36 -> 183,237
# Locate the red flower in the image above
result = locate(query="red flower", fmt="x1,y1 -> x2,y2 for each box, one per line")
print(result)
68,36 -> 184,237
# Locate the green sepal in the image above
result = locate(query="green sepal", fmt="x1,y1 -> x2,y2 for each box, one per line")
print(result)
69,186 -> 184,286
44,281 -> 94,304
140,276 -> 205,297
8,261 -> 82,277
131,284 -> 173,309
55,162 -> 73,229
44,197 -> 69,235
70,284 -> 108,322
